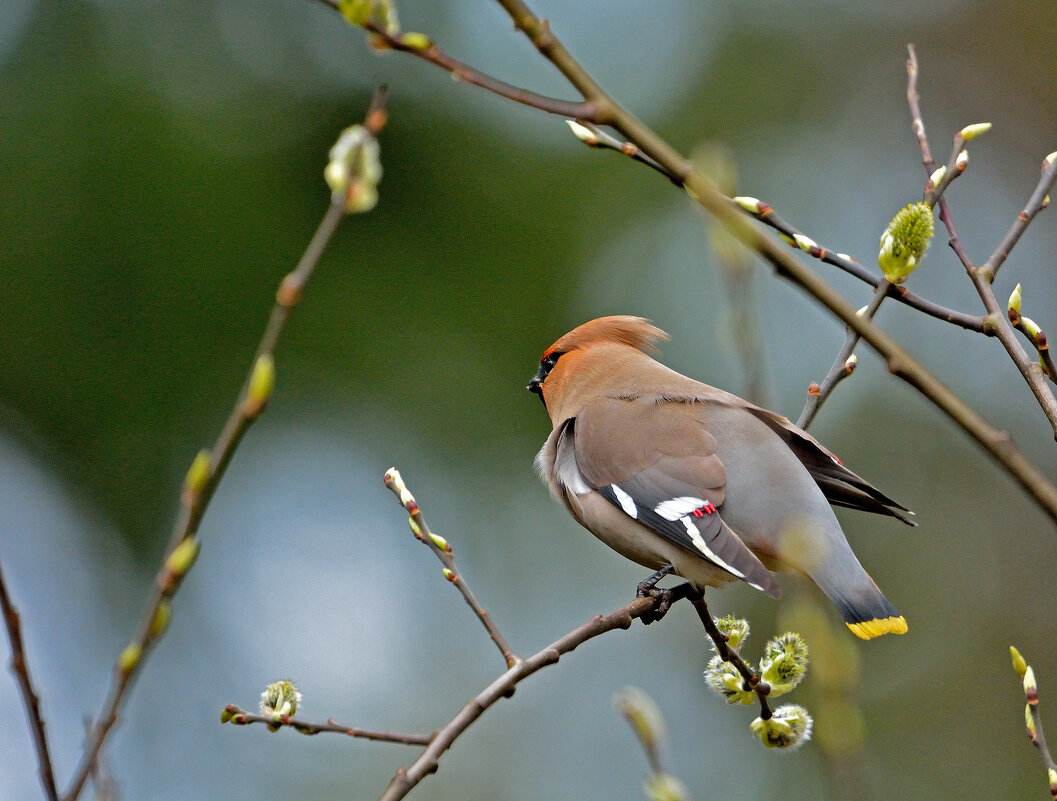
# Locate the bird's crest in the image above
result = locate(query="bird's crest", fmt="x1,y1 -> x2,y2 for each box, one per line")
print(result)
542,316 -> 670,359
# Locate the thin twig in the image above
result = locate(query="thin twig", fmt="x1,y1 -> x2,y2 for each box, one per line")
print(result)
688,593 -> 772,721
383,468 -> 519,669
739,199 -> 985,333
985,156 -> 1057,281
1009,307 -> 1057,383
222,706 -> 434,745
61,88 -> 390,801
1011,647 -> 1057,797
798,282 -> 890,430
376,595 -> 661,801
906,45 -> 1057,440
0,559 -> 59,801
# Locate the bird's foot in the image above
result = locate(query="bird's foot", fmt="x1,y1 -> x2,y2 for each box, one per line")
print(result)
636,566 -> 694,624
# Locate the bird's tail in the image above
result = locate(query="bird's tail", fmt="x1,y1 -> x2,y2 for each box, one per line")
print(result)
781,523 -> 907,640
820,579 -> 907,639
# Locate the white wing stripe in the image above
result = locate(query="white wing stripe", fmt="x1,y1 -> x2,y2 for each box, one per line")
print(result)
680,516 -> 745,579
655,496 -> 708,521
610,485 -> 638,518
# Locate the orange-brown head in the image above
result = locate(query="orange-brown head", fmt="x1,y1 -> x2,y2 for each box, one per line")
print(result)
528,316 -> 670,422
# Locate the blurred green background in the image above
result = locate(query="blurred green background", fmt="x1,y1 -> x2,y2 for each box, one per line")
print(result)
3,1 -> 1057,799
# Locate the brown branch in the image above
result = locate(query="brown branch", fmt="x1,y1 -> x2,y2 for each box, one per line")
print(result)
1011,647 -> 1057,797
377,595 -> 661,801
0,559 -> 59,801
906,45 -> 1057,440
60,88 -> 390,801
313,0 -> 594,120
738,199 -> 985,332
985,155 -> 1057,281
383,468 -> 519,669
222,706 -> 433,745
688,593 -> 772,720
798,282 -> 890,429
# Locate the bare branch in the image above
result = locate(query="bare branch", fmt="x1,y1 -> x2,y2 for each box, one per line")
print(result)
377,595 -> 661,801
906,45 -> 1057,440
0,559 -> 59,801
383,468 -> 519,669
61,88 -> 391,801
222,706 -> 433,745
799,282 -> 890,429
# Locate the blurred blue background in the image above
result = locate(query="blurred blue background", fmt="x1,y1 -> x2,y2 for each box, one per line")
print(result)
2,1 -> 1057,799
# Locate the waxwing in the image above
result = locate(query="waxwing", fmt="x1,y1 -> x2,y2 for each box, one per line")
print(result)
528,316 -> 911,639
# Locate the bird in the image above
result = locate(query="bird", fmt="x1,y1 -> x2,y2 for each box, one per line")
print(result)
528,315 -> 912,640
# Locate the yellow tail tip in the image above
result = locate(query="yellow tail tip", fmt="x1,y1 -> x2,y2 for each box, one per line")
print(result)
847,615 -> 908,640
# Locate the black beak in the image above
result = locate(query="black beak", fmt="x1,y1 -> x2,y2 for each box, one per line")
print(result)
527,367 -> 546,407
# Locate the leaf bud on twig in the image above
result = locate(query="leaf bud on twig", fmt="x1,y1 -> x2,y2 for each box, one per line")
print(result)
164,536 -> 201,581
613,686 -> 666,753
959,122 -> 992,141
325,124 -> 383,213
244,354 -> 276,417
1008,285 -> 1023,317
1010,646 -> 1028,677
733,196 -> 764,214
565,120 -> 599,146
927,165 -> 947,188
117,642 -> 142,676
955,149 -> 969,172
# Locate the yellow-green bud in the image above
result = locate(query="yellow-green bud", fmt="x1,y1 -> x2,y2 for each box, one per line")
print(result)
1024,666 -> 1038,696
1020,316 -> 1043,339
245,354 -> 275,416
384,467 -> 416,509
1026,704 -> 1037,739
928,165 -> 947,187
325,124 -> 383,213
733,196 -> 764,214
613,686 -> 665,752
220,706 -> 235,723
759,632 -> 809,697
714,615 -> 749,650
959,122 -> 992,141
644,773 -> 690,801
428,532 -> 450,553
260,679 -> 302,719
793,233 -> 818,253
878,202 -> 934,284
1011,646 -> 1028,677
408,516 -> 423,539
149,601 -> 172,640
165,536 -> 200,579
442,567 -> 455,582
565,120 -> 599,146
183,449 -> 211,498
1008,285 -> 1023,317
1048,767 -> 1057,794
338,0 -> 371,26
704,655 -> 755,705
1044,152 -> 1057,170
117,642 -> 142,675
956,150 -> 969,171
750,704 -> 813,749
399,32 -> 431,50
